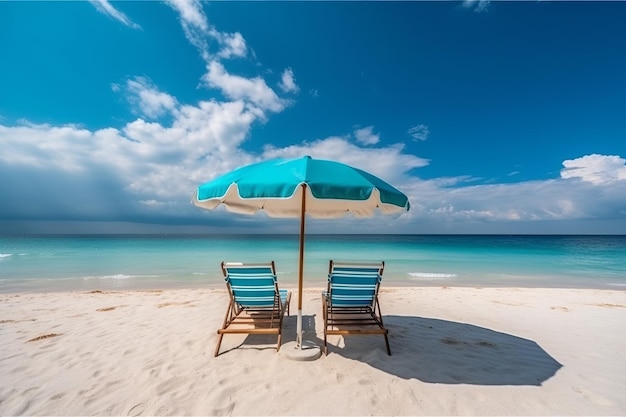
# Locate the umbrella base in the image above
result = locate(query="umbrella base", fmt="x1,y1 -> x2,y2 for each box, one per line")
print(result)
280,340 -> 321,361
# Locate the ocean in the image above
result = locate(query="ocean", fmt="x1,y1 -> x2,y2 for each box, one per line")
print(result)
1,234 -> 625,293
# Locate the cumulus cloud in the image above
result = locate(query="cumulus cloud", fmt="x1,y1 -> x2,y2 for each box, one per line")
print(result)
278,68 -> 300,93
216,32 -> 248,59
353,126 -> 380,146
165,0 -> 210,59
162,1 -> 284,119
408,124 -> 430,141
165,0 -> 247,62
0,123 -> 94,172
89,0 -> 142,29
263,137 -> 428,185
0,93 -> 262,219
203,60 -> 287,115
561,154 -> 626,185
125,77 -> 178,119
2,113 -> 626,232
166,0 -> 208,31
398,175 -> 626,234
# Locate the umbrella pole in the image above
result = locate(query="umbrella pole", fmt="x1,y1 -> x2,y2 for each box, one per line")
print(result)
296,184 -> 306,348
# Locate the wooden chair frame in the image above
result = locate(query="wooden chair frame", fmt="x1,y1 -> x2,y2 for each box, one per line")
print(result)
215,261 -> 291,357
322,260 -> 391,355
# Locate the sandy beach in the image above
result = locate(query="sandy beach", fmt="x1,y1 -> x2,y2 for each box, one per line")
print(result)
1,286 -> 625,416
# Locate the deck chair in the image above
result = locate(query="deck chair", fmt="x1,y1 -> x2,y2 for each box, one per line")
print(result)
322,260 -> 391,355
215,261 -> 291,357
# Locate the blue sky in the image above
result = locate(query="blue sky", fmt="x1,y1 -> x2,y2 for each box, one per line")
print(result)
1,0 -> 625,234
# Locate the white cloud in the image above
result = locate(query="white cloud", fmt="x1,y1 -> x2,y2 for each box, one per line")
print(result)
262,136 -> 428,185
2,116 -> 626,233
89,0 -> 142,29
0,96 -> 262,215
165,0 -> 247,62
561,154 -> 626,185
166,0 -> 208,31
400,167 -> 626,231
216,32 -> 248,59
353,126 -> 380,145
0,123 -> 95,172
163,0 -> 287,125
408,124 -> 430,141
203,60 -> 287,114
125,77 -> 178,119
165,0 -> 211,60
278,68 -> 300,94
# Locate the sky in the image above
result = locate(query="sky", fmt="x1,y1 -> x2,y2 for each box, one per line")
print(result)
1,0 -> 625,235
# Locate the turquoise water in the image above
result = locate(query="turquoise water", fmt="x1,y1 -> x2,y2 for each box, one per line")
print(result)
1,235 -> 625,292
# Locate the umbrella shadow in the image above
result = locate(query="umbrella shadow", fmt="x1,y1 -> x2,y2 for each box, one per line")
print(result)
220,313 -> 323,354
326,315 -> 563,386
281,313 -> 324,346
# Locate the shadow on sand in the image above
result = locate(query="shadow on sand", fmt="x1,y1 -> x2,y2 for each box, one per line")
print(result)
327,315 -> 563,386
222,313 -> 562,387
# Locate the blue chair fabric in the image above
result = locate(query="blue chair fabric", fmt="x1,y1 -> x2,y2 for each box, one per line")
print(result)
215,261 -> 291,356
323,260 -> 390,355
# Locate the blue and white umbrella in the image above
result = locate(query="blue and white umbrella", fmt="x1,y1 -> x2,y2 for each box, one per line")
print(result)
192,156 -> 410,350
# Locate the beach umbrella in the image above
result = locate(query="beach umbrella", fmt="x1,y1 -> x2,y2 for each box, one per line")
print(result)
192,155 -> 410,355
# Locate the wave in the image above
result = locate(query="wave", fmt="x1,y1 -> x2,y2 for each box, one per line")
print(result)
82,274 -> 159,280
0,253 -> 13,258
408,272 -> 457,280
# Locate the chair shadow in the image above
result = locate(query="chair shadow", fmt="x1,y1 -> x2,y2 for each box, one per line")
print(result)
326,315 -> 563,386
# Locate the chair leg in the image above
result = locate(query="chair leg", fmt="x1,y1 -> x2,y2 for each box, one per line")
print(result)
214,333 -> 224,357
322,295 -> 329,355
376,298 -> 391,355
215,300 -> 235,357
276,333 -> 282,352
323,323 -> 329,355
383,333 -> 391,356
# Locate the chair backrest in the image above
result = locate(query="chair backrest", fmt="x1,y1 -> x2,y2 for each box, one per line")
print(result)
327,260 -> 385,308
221,261 -> 280,308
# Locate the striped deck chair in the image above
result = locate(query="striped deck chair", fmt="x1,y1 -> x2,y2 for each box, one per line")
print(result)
322,260 -> 390,355
215,261 -> 292,357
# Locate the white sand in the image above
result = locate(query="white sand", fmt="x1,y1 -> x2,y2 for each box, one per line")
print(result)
1,286 -> 625,416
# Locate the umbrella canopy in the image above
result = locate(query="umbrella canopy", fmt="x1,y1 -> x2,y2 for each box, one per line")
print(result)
192,155 -> 410,350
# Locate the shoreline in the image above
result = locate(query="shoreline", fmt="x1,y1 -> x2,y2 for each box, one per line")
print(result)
1,286 -> 625,415
2,274 -> 625,295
